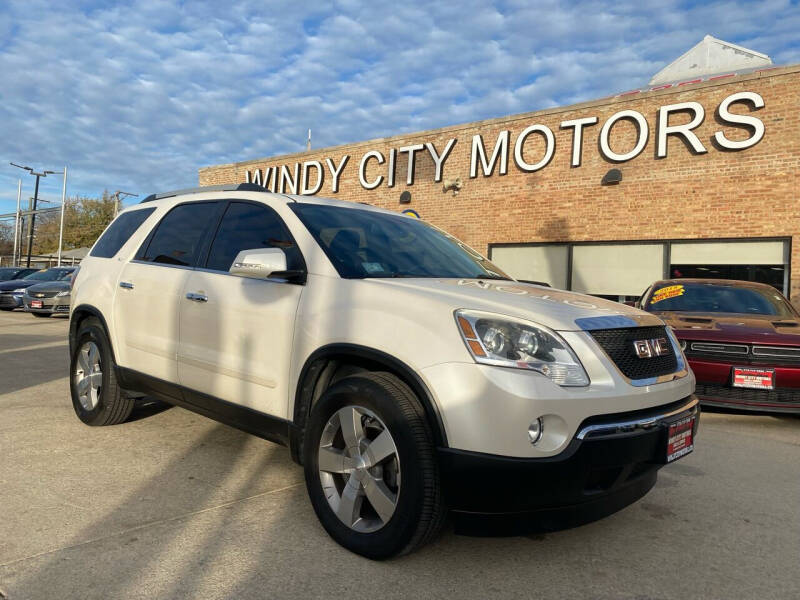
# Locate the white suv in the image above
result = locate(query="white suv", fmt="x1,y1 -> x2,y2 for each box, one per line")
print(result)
69,183 -> 698,559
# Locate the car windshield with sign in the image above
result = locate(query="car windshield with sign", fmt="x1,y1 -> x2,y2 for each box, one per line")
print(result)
644,282 -> 796,317
643,278 -> 800,414
290,203 -> 510,280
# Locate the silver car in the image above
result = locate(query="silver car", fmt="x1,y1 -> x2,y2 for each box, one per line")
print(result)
23,279 -> 73,317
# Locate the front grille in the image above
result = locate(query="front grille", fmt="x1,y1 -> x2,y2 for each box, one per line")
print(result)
690,342 -> 748,355
589,326 -> 678,380
0,294 -> 18,307
696,382 -> 800,406
685,341 -> 800,365
26,290 -> 58,298
751,345 -> 800,359
55,305 -> 69,312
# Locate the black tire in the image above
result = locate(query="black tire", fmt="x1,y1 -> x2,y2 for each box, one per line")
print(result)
31,312 -> 51,318
303,371 -> 445,559
0,307 -> 14,311
70,316 -> 134,426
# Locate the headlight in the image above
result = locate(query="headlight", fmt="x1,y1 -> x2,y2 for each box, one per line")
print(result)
55,290 -> 70,297
455,309 -> 589,386
12,288 -> 26,294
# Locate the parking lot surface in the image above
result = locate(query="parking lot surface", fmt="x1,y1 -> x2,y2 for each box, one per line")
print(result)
0,309 -> 798,599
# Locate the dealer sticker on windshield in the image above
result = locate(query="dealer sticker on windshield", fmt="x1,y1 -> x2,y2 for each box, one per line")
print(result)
733,367 -> 774,390
650,284 -> 685,304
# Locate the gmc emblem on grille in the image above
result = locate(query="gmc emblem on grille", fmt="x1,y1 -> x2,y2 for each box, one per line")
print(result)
633,337 -> 670,358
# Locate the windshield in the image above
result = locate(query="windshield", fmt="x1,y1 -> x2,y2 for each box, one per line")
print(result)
0,269 -> 23,281
23,269 -> 73,282
291,204 -> 510,280
644,282 -> 795,317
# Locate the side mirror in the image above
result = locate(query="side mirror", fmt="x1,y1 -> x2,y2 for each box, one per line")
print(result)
229,248 -> 288,279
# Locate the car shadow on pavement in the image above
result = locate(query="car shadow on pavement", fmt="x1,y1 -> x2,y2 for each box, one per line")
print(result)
702,405 -> 800,420
1,344 -> 69,395
1,419 -> 302,599
0,333 -> 65,352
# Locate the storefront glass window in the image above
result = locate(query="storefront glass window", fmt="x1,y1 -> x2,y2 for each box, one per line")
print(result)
669,264 -> 785,291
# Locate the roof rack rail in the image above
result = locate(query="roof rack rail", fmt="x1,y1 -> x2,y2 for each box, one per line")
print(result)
139,182 -> 265,203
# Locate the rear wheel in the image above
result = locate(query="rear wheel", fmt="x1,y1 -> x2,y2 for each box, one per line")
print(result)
303,372 -> 445,559
70,316 -> 134,426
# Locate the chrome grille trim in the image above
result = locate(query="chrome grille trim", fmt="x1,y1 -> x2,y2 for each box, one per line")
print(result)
576,396 -> 699,440
690,342 -> 749,355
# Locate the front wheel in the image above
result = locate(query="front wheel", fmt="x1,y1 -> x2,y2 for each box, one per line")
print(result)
303,372 -> 445,559
70,316 -> 134,426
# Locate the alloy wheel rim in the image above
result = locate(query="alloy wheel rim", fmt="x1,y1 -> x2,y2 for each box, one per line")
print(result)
318,405 -> 401,533
75,341 -> 102,411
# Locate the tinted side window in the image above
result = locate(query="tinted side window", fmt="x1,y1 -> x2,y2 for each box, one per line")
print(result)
138,202 -> 220,267
206,202 -> 303,272
90,208 -> 155,258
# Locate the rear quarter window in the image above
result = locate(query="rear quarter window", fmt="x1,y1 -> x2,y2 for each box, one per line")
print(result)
90,208 -> 156,258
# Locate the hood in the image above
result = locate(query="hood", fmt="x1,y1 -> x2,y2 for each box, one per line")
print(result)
0,279 -> 39,291
25,281 -> 70,294
655,311 -> 800,345
366,278 -> 662,331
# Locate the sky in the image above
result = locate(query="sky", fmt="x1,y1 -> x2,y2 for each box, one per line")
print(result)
1,0 -> 799,214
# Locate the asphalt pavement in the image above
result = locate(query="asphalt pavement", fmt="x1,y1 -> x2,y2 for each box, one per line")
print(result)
1,309 -> 798,599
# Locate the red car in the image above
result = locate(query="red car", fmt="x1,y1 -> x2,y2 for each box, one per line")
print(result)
639,279 -> 800,414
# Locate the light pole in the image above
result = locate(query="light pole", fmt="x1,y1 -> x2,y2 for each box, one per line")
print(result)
112,190 -> 138,217
12,179 -> 21,266
57,166 -> 67,266
10,163 -> 58,267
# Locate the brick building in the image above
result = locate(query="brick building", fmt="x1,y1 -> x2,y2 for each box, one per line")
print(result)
199,41 -> 799,303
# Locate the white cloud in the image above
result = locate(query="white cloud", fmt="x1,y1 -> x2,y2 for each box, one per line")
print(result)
0,0 -> 797,212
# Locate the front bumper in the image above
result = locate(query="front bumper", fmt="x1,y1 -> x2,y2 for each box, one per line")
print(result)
23,296 -> 71,314
422,354 -> 695,458
0,293 -> 23,309
690,358 -> 800,413
439,395 -> 699,520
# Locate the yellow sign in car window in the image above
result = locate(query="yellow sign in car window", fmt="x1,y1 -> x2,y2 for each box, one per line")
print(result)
651,284 -> 685,304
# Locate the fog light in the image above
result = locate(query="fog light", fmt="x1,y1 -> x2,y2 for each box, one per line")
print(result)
528,418 -> 544,445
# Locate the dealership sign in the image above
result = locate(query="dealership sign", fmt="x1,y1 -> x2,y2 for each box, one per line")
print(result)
245,91 -> 765,194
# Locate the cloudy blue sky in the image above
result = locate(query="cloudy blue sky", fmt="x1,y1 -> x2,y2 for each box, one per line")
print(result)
1,0 -> 799,213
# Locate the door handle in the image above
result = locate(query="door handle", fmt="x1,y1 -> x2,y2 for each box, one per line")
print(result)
185,292 -> 208,302
119,281 -> 134,289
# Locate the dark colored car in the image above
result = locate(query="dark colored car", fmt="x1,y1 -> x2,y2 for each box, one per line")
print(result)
0,267 -> 77,311
23,280 -> 72,317
640,278 -> 800,414
0,267 -> 38,281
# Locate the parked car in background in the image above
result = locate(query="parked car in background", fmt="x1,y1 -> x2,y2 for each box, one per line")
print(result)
23,279 -> 73,317
0,267 -> 38,281
0,267 -> 77,311
640,279 -> 800,414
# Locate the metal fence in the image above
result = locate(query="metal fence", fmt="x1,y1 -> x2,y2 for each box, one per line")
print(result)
0,255 -> 82,268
